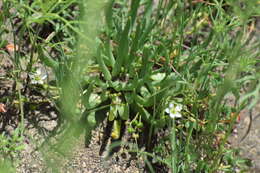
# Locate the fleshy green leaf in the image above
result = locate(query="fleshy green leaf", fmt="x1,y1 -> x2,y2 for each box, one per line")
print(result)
109,105 -> 117,121
111,120 -> 121,139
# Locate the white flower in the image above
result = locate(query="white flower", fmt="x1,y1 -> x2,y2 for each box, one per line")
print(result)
29,68 -> 47,85
165,103 -> 182,119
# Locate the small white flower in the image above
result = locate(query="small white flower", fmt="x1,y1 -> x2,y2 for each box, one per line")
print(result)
165,103 -> 182,119
29,68 -> 47,85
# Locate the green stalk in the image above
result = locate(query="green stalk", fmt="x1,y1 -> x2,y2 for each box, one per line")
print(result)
171,119 -> 177,173
17,82 -> 24,134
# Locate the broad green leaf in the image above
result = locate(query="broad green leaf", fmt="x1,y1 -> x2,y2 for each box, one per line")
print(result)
123,103 -> 129,120
109,105 -> 117,121
112,20 -> 131,76
140,86 -> 151,98
135,103 -> 151,122
118,103 -> 129,120
117,104 -> 124,119
96,46 -> 112,81
135,94 -> 154,107
108,80 -> 134,91
88,93 -> 101,109
92,77 -> 108,89
150,73 -> 166,82
104,40 -> 115,67
125,93 -> 134,104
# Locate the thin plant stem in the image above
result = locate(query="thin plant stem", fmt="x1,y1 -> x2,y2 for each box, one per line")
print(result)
17,83 -> 24,134
171,119 -> 177,173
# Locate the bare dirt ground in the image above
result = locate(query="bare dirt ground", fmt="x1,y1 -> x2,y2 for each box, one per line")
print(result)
229,104 -> 260,173
228,18 -> 260,173
16,123 -> 142,173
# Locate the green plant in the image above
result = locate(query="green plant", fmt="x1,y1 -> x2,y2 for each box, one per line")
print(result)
0,0 -> 260,172
81,0 -> 260,172
0,128 -> 24,157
